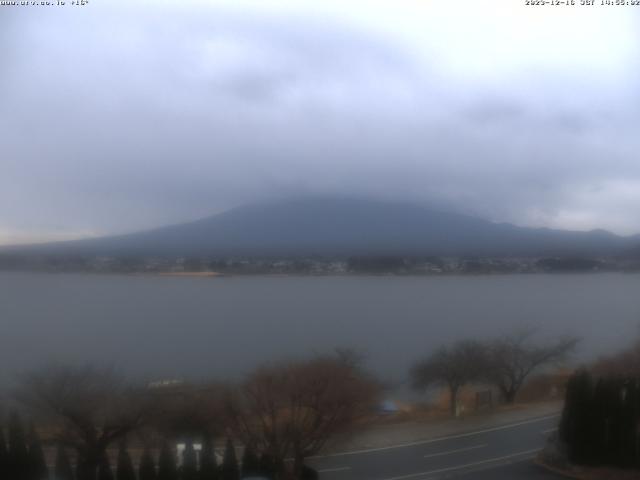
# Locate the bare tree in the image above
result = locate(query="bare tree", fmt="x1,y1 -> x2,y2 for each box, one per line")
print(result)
16,365 -> 149,480
411,340 -> 487,416
228,354 -> 379,479
592,337 -> 640,377
147,381 -> 227,440
485,328 -> 578,403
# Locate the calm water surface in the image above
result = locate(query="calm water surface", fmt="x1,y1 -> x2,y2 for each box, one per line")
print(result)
1,272 -> 638,385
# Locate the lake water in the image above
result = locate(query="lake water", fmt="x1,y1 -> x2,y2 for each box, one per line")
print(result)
1,272 -> 638,387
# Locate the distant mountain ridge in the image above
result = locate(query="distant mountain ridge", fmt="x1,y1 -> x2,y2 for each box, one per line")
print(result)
3,198 -> 639,257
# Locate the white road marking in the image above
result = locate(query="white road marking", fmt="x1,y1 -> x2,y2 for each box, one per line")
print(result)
310,413 -> 559,459
541,427 -> 557,434
318,466 -> 351,473
423,444 -> 487,459
380,448 -> 540,480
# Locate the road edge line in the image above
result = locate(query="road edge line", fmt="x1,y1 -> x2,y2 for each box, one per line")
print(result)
310,413 -> 560,459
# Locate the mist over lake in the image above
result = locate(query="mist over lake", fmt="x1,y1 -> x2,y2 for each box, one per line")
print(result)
1,272 -> 638,387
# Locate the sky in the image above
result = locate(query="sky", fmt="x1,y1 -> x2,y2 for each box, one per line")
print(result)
2,0 -> 640,245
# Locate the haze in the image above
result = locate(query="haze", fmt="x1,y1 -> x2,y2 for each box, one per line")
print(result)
2,1 -> 640,245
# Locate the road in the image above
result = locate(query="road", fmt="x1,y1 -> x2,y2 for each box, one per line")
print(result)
308,414 -> 563,480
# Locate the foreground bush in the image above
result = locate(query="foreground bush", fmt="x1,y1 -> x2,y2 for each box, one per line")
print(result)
560,369 -> 640,468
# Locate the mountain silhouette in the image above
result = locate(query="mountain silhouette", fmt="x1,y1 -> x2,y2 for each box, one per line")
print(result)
5,197 -> 638,257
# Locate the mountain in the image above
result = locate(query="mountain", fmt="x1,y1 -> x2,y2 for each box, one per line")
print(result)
3,197 -> 638,257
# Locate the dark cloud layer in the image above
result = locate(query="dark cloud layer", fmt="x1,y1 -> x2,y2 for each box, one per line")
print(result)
2,1 -> 640,244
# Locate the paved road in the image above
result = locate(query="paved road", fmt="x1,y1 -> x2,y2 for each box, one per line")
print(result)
308,414 -> 563,480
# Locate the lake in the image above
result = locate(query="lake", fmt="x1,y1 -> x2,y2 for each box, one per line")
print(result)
1,272 -> 638,387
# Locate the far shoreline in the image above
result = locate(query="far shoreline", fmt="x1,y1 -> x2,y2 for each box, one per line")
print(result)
155,271 -> 227,278
2,270 -> 640,278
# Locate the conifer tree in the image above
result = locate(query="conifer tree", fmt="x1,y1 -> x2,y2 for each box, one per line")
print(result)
98,453 -> 114,480
300,465 -> 319,480
157,443 -> 178,480
0,427 -> 8,480
630,379 -> 640,468
561,371 -> 640,469
54,444 -> 74,480
589,378 -> 610,465
181,440 -> 198,480
76,458 -> 92,480
618,379 -> 638,467
26,423 -> 48,480
139,448 -> 157,480
257,453 -> 278,480
240,444 -> 260,479
607,378 -> 625,467
603,378 -> 623,465
198,436 -> 217,480
8,411 -> 30,480
560,369 -> 594,464
219,439 -> 238,480
116,443 -> 136,480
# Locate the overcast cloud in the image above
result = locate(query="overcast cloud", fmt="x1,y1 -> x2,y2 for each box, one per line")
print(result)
2,0 -> 640,244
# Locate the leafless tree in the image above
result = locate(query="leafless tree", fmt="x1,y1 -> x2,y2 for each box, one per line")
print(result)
592,336 -> 640,377
147,380 -> 228,441
411,340 -> 487,416
16,365 -> 149,480
484,328 -> 579,403
227,353 -> 380,479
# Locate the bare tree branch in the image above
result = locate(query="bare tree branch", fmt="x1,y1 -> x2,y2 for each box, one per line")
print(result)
227,354 -> 379,478
410,340 -> 487,416
16,365 -> 150,479
485,329 -> 579,403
